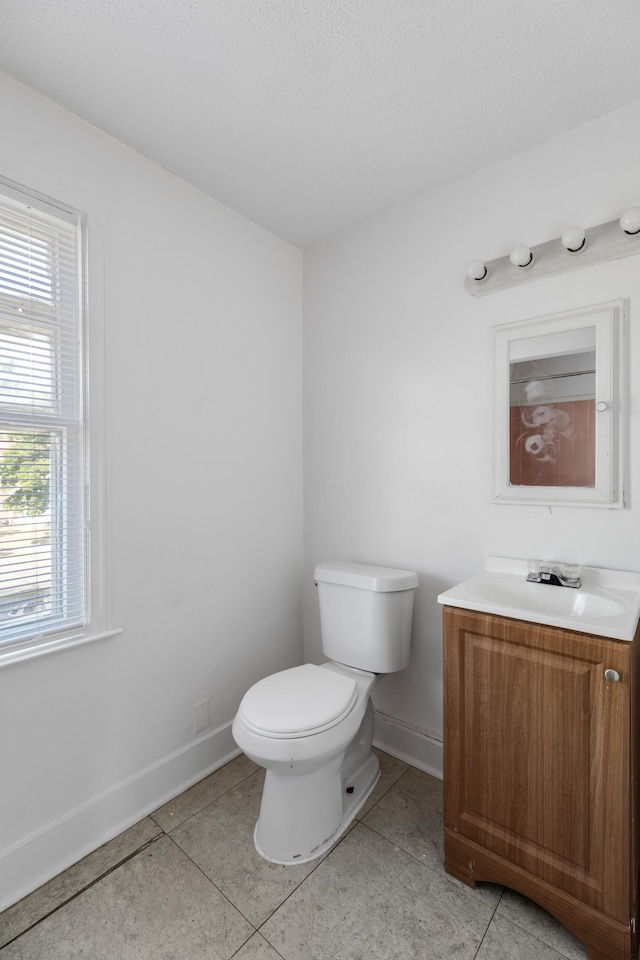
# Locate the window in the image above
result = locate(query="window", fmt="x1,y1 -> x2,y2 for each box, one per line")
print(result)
0,181 -> 87,652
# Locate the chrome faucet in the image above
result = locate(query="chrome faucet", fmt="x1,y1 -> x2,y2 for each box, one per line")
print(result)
526,560 -> 582,589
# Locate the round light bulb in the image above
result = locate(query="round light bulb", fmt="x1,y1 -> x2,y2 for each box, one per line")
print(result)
620,207 -> 640,235
466,259 -> 487,281
561,225 -> 586,253
509,244 -> 533,268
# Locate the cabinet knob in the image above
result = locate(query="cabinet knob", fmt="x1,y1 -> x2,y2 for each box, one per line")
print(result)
604,668 -> 620,682
596,401 -> 609,412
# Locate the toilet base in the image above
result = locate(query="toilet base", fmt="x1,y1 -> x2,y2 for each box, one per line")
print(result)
253,749 -> 380,865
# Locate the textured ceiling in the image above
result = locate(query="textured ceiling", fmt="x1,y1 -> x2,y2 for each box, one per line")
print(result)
1,0 -> 640,247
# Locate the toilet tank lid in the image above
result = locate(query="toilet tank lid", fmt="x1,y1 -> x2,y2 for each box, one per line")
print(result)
314,561 -> 418,592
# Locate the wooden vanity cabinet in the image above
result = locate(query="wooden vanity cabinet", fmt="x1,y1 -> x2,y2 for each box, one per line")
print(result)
442,606 -> 640,960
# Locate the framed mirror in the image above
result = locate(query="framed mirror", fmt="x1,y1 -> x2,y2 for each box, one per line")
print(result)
493,300 -> 626,507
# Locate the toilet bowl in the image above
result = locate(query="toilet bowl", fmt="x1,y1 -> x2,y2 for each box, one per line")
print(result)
232,661 -> 381,863
233,560 -> 418,865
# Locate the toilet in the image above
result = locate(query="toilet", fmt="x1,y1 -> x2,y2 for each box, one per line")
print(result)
232,560 -> 418,865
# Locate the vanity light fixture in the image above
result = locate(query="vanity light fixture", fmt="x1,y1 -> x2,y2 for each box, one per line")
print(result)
465,203 -> 640,296
561,225 -> 586,253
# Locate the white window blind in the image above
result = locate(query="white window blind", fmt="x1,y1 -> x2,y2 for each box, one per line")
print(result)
0,182 -> 86,649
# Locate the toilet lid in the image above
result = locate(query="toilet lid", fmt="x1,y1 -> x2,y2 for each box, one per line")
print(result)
238,664 -> 358,739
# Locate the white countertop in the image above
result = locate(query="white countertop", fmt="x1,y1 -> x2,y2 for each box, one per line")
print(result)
437,556 -> 640,641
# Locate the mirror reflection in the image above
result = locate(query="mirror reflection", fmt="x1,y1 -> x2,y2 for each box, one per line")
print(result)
509,328 -> 595,488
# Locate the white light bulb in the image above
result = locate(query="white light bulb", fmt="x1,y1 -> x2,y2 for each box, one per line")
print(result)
561,225 -> 586,253
509,244 -> 533,268
620,207 -> 640,235
466,259 -> 487,281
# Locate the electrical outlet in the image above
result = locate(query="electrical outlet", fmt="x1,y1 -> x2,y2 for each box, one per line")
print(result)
192,698 -> 210,734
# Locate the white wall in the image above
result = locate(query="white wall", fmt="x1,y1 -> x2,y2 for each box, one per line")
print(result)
0,73 -> 303,909
303,98 -> 640,775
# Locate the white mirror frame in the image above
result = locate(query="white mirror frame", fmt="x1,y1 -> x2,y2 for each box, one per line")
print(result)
493,299 -> 626,508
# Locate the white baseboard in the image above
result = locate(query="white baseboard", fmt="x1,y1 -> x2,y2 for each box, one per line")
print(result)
373,710 -> 443,780
0,722 -> 239,912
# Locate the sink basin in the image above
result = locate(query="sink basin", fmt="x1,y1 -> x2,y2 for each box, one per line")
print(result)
466,578 -> 627,619
437,557 -> 640,640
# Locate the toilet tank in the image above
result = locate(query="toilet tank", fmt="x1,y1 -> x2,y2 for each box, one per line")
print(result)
314,561 -> 419,673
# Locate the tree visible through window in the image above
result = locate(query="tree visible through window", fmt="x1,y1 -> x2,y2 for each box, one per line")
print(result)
0,182 -> 85,647
0,432 -> 51,516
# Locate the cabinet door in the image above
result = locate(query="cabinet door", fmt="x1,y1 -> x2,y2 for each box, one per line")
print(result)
443,607 -> 631,922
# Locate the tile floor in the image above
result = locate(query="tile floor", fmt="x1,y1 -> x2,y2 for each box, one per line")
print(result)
0,751 -> 588,959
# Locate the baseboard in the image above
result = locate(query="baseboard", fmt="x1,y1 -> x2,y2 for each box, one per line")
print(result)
0,722 -> 239,912
373,710 -> 443,780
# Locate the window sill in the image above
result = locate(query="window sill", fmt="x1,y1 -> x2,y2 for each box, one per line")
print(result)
0,627 -> 123,669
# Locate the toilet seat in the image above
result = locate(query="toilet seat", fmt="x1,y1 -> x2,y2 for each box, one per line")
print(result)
238,663 -> 358,739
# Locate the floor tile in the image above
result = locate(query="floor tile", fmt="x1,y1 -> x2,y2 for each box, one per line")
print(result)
0,817 -> 161,949
0,836 -> 253,960
476,913 -> 573,960
496,888 -> 587,959
361,765 -> 445,866
260,823 -> 493,960
2,752 -> 595,960
232,933 -> 285,959
356,749 -> 409,819
362,765 -> 503,907
151,753 -> 259,832
170,770 -> 320,927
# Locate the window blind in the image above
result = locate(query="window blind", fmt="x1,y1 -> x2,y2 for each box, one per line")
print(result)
0,182 -> 85,648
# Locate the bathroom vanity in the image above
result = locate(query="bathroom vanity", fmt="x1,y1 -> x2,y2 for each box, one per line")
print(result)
438,559 -> 640,960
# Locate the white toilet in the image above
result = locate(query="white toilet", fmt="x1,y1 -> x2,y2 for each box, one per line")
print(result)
232,560 -> 418,865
